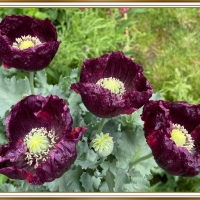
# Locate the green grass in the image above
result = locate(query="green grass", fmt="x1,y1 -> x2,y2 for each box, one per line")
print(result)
128,8 -> 200,103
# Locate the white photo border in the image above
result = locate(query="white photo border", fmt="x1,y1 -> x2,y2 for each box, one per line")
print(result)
0,3 -> 199,198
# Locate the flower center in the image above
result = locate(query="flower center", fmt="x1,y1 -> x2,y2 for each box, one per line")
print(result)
170,123 -> 194,152
24,127 -> 58,168
26,132 -> 49,154
12,35 -> 41,50
96,77 -> 125,97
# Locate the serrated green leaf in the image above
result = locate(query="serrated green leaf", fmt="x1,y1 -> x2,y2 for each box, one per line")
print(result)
116,126 -> 157,177
100,160 -> 118,177
105,168 -> 115,192
0,74 -> 31,119
114,169 -> 130,192
123,171 -> 150,192
150,91 -> 163,100
80,172 -> 94,192
34,69 -> 53,95
102,119 -> 122,142
114,168 -> 150,192
71,110 -> 86,129
68,92 -> 82,116
80,172 -> 101,192
75,160 -> 96,170
50,85 -> 68,99
119,107 -> 143,128
93,176 -> 101,190
99,182 -> 109,192
118,92 -> 162,129
35,69 -> 69,99
58,76 -> 71,93
0,183 -> 17,192
75,137 -> 98,169
16,180 -> 45,192
44,168 -> 83,192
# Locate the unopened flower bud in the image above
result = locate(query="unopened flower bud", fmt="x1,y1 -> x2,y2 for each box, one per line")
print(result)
92,132 -> 114,157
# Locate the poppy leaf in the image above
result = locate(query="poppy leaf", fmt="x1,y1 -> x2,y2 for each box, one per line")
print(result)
0,74 -> 31,119
35,69 -> 68,99
114,169 -> 149,192
105,168 -> 115,192
0,183 -> 17,192
122,171 -> 150,192
34,69 -> 53,95
116,127 -> 157,177
80,172 -> 101,192
75,137 -> 98,169
44,168 -> 83,192
114,169 -> 129,192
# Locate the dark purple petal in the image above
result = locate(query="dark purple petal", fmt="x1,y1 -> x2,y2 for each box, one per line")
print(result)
0,15 -> 34,42
32,18 -> 58,42
0,140 -> 28,180
6,95 -> 72,142
147,130 -> 200,177
80,51 -> 143,91
71,51 -> 153,118
71,82 -> 126,118
141,100 -> 172,138
1,41 -> 60,72
0,140 -> 26,164
67,127 -> 87,143
0,15 -> 60,72
80,54 -> 108,83
190,125 -> 200,154
141,100 -> 200,177
1,94 -> 87,185
102,52 -> 142,90
0,166 -> 28,180
169,102 -> 200,133
26,127 -> 86,185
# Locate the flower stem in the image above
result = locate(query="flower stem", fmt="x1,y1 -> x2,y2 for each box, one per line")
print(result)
128,152 -> 153,172
89,118 -> 106,149
29,72 -> 35,94
96,118 -> 106,135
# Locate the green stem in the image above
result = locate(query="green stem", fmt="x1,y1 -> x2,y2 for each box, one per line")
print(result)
89,118 -> 106,149
29,72 -> 35,94
129,153 -> 153,172
96,118 -> 106,135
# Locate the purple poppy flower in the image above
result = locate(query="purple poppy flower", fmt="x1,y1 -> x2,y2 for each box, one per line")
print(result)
141,100 -> 200,177
0,95 -> 86,185
0,15 -> 61,72
71,51 -> 153,118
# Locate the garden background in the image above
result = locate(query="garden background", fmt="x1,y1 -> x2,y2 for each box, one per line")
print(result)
0,7 -> 200,192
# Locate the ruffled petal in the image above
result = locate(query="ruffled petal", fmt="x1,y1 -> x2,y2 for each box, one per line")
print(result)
142,100 -> 200,177
0,15 -> 60,72
71,82 -> 125,118
71,51 -> 153,118
1,94 -> 86,185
